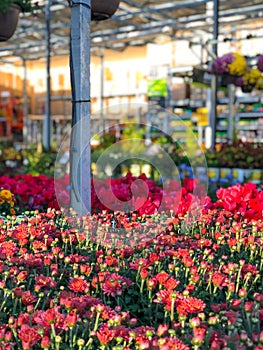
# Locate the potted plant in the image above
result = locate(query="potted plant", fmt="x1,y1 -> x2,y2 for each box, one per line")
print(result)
0,0 -> 37,41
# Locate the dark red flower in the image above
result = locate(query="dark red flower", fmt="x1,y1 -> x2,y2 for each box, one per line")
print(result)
18,325 -> 41,349
21,291 -> 37,306
102,273 -> 132,297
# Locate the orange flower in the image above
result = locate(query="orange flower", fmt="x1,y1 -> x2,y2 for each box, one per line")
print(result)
177,297 -> 206,315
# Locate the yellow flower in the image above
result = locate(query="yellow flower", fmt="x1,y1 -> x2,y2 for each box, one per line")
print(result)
0,188 -> 15,215
256,77 -> 263,89
243,68 -> 262,85
0,189 -> 13,200
228,53 -> 247,76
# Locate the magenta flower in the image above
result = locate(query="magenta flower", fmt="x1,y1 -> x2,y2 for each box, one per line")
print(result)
257,55 -> 263,72
211,53 -> 235,74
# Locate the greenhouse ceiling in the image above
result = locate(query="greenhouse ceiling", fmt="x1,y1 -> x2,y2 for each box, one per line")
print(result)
1,0 -> 263,62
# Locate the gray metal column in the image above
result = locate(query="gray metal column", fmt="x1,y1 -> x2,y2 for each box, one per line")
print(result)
43,0 -> 52,150
69,0 -> 91,214
208,0 -> 219,150
22,57 -> 28,146
100,48 -> 105,132
227,83 -> 235,142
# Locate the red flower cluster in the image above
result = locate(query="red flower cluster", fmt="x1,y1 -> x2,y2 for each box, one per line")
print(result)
215,182 -> 263,220
1,173 -> 262,221
0,174 -> 261,348
0,174 -> 58,211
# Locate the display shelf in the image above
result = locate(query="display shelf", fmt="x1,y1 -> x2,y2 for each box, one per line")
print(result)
167,67 -> 263,144
236,125 -> 263,130
218,112 -> 263,118
169,99 -> 190,108
236,112 -> 263,118
236,96 -> 261,104
218,96 -> 262,104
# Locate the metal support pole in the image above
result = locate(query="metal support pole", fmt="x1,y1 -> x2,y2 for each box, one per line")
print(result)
43,0 -> 52,150
145,112 -> 152,146
69,0 -> 91,215
200,39 -> 205,65
22,57 -> 28,146
100,48 -> 104,132
227,83 -> 235,142
162,112 -> 169,134
208,0 -> 219,150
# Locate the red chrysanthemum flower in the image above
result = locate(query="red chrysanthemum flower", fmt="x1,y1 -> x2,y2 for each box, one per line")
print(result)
177,297 -> 206,315
34,274 -> 57,292
21,291 -> 38,306
96,323 -> 116,344
211,271 -> 226,287
162,277 -> 180,290
159,336 -> 190,350
0,241 -> 18,257
102,273 -> 132,297
156,271 -> 169,284
12,224 -> 29,246
18,324 -> 41,350
69,276 -> 89,293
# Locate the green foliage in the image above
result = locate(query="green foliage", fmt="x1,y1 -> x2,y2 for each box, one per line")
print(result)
22,149 -> 57,177
0,0 -> 38,13
207,140 -> 263,169
0,144 -> 57,177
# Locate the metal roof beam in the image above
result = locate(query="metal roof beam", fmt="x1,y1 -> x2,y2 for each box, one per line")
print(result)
118,0 -> 209,20
1,1 -> 263,60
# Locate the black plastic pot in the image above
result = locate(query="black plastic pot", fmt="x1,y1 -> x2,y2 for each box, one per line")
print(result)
241,84 -> 254,93
0,4 -> 21,41
91,0 -> 120,20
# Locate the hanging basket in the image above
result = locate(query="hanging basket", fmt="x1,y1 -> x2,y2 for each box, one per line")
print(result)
91,0 -> 120,21
0,4 -> 21,42
192,66 -> 212,86
241,84 -> 254,93
221,73 -> 239,86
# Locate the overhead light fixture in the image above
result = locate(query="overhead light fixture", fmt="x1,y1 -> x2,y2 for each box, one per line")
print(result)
154,35 -> 172,44
220,15 -> 247,23
0,50 -> 13,57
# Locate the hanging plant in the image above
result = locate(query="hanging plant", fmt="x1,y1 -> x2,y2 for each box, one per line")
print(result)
211,52 -> 247,76
257,54 -> 263,72
0,0 -> 38,41
0,4 -> 20,41
235,68 -> 262,92
0,0 -> 38,13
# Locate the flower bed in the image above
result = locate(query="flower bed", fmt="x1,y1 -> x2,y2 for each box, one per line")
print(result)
0,173 -> 205,216
0,175 -> 262,348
